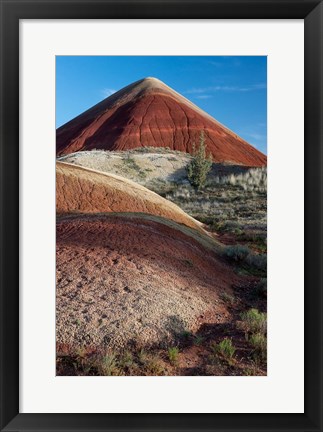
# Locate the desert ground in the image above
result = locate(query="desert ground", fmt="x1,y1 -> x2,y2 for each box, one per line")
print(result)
57,149 -> 267,376
59,149 -> 266,251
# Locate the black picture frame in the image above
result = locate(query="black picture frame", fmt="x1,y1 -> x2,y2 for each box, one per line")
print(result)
1,1 -> 322,431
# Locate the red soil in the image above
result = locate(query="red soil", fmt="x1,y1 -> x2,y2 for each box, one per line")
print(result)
56,214 -> 237,349
57,77 -> 266,167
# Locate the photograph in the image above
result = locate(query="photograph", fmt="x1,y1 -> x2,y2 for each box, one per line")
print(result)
56,55 -> 267,377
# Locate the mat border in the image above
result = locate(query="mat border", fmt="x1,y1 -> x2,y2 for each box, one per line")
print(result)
1,1 -> 322,431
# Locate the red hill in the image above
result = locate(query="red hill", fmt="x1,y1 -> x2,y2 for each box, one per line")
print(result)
56,77 -> 266,166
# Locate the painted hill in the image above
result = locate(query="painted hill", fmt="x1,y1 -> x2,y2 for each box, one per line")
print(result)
56,213 -> 235,350
56,161 -> 204,232
57,77 -> 266,167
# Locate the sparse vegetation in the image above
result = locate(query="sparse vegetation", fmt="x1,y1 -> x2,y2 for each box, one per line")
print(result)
223,245 -> 251,262
223,245 -> 266,276
123,156 -> 147,179
249,333 -> 267,361
180,330 -> 193,342
245,252 -> 267,271
57,307 -> 267,377
239,308 -> 267,337
205,355 -> 228,375
97,353 -> 121,376
187,131 -> 213,190
168,347 -> 179,365
213,167 -> 267,192
138,351 -> 165,375
220,292 -> 236,306
193,335 -> 205,346
138,349 -> 150,365
211,338 -> 236,360
119,350 -> 134,370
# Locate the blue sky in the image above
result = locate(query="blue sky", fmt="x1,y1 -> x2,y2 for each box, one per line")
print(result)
56,56 -> 267,154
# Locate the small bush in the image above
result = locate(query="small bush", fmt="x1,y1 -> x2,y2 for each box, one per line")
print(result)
187,131 -> 213,190
223,246 -> 266,276
137,350 -> 165,375
168,347 -> 179,365
223,245 -> 251,262
246,253 -> 267,271
249,333 -> 267,361
220,292 -> 236,306
193,335 -> 205,346
123,157 -> 141,172
212,338 -> 236,360
145,356 -> 165,375
97,353 -> 121,376
180,331 -> 193,343
119,351 -> 134,369
240,309 -> 267,335
205,356 -> 227,375
216,167 -> 267,192
138,349 -> 150,365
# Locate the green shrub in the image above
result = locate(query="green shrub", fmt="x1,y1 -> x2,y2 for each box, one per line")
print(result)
193,335 -> 205,346
249,333 -> 267,361
97,353 -> 121,376
123,157 -> 141,171
223,245 -> 266,276
212,338 -> 236,360
223,244 -> 251,262
215,167 -> 267,192
168,347 -> 179,365
187,131 -> 212,190
146,357 -> 165,375
240,309 -> 267,335
119,351 -> 134,369
246,253 -> 267,271
138,349 -> 150,365
136,350 -> 165,375
181,330 -> 193,339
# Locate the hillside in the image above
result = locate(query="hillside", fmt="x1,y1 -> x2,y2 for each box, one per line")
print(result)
57,77 -> 266,167
56,213 -> 236,351
58,150 -> 267,246
58,148 -> 192,187
56,161 -> 203,233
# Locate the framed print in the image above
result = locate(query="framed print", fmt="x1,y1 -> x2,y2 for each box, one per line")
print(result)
0,1 -> 322,431
55,54 -> 268,380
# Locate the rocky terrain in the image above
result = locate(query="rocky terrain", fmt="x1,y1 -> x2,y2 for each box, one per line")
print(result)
56,214 -> 235,351
56,213 -> 266,377
57,77 -> 266,167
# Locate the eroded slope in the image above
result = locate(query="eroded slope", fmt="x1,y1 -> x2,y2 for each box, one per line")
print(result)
56,161 -> 203,232
57,77 -> 266,167
56,214 -> 237,350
